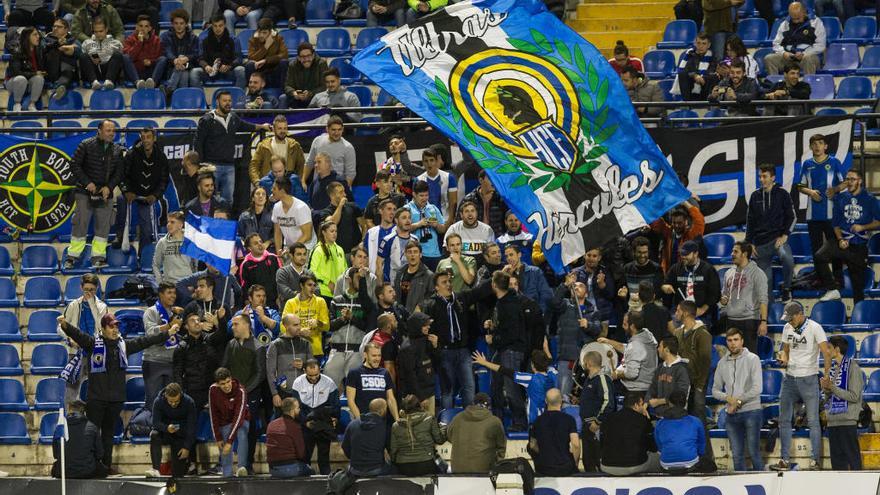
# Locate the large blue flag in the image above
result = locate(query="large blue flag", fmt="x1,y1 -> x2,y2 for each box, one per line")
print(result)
353,0 -> 690,272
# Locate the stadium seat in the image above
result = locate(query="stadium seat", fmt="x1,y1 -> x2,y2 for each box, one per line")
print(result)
11,120 -> 45,140
562,405 -> 583,434
787,231 -> 813,263
0,312 -> 20,343
0,279 -> 17,307
34,377 -> 65,411
0,413 -> 32,444
20,245 -> 59,275
810,300 -> 846,330
0,246 -> 12,276
737,18 -> 769,47
30,344 -> 68,375
27,310 -> 63,342
738,0 -> 756,17
0,345 -> 21,376
870,233 -> 880,264
49,120 -> 83,138
280,29 -> 310,55
767,301 -> 786,333
139,244 -> 156,273
127,352 -> 143,373
754,47 -> 774,76
475,368 -> 490,394
347,85 -> 372,108
761,369 -> 783,402
701,109 -> 727,128
703,233 -> 734,263
236,29 -> 255,56
130,88 -> 167,110
839,15 -> 877,44
124,376 -> 145,410
657,78 -> 678,102
656,19 -> 697,49
305,0 -> 336,26
23,276 -> 62,308
104,275 -> 141,306
438,407 -> 463,425
858,46 -> 880,74
102,248 -> 139,274
643,50 -> 676,79
164,118 -> 197,129
353,27 -> 387,54
757,335 -> 774,363
329,57 -> 362,85
212,87 -> 246,109
813,107 -> 845,115
865,370 -> 880,401
822,16 -> 843,42
39,412 -> 61,444
315,28 -> 351,57
837,75 -> 873,98
60,246 -> 92,275
666,109 -> 699,128
125,119 -> 160,147
791,266 -> 823,299
861,334 -> 880,364
89,89 -> 125,110
48,90 -> 84,111
842,266 -> 876,297
819,43 -> 860,75
116,309 -> 146,336
196,410 -> 213,442
846,300 -> 880,330
769,18 -> 783,42
855,107 -> 880,137
804,74 -> 835,99
159,0 -> 182,28
171,88 -> 207,110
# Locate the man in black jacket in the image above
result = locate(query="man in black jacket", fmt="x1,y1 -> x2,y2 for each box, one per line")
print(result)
112,127 -> 168,253
764,63 -> 812,116
485,270 -> 528,431
147,383 -> 197,477
184,172 -> 231,218
52,400 -> 107,479
193,15 -> 246,88
57,313 -> 178,469
65,120 -> 125,270
579,350 -> 617,472
746,163 -> 796,302
661,241 -> 721,327
600,393 -> 660,475
173,312 -> 229,410
341,398 -> 391,476
397,312 -> 440,416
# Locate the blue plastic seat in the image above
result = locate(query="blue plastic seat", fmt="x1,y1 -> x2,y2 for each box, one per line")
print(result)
315,28 -> 351,57
761,369 -> 783,402
846,300 -> 880,330
703,233 -> 734,263
562,405 -> 583,434
438,407 -> 463,426
757,335 -> 775,362
815,107 -> 848,115
139,244 -> 156,273
0,345 -> 22,376
11,120 -> 44,140
840,15 -> 877,44
347,85 -> 372,108
819,43 -> 860,75
0,246 -> 11,276
164,118 -> 197,130
340,0 -> 368,25
787,231 -> 813,263
810,300 -> 846,330
212,86 -> 247,109
171,88 -> 207,110
837,75 -> 873,98
30,344 -> 68,375
196,410 -> 213,442
0,279 -> 17,308
89,89 -> 125,110
24,276 -> 62,308
130,88 -> 167,110
116,309 -> 146,336
858,46 -> 880,74
667,109 -> 699,127
353,27 -> 387,54
280,29 -> 310,55
125,119 -> 160,147
49,120 -> 83,138
767,301 -> 786,333
27,310 -> 63,342
657,78 -> 678,101
475,368 -> 490,394
236,29 -> 255,56
870,233 -> 880,263
643,50 -> 676,79
0,413 -> 31,444
329,57 -> 362,85
305,0 -> 336,26
0,312 -> 20,343
48,90 -> 84,111
822,16 -> 843,42
842,266 -> 875,298
865,370 -> 880,401
103,248 -> 138,274
39,412 -> 61,444
754,47 -> 774,76
61,246 -> 92,275
34,378 -> 66,411
20,245 -> 59,275
159,0 -> 182,28
804,74 -> 835,99
737,18 -> 769,47
738,0 -> 757,17
124,376 -> 145,410
860,334 -> 880,364
127,352 -> 143,373
105,275 -> 141,306
656,19 -> 697,49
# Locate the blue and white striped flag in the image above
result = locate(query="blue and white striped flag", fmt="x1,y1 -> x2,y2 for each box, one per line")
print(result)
181,213 -> 238,275
352,0 -> 690,272
56,407 -> 68,441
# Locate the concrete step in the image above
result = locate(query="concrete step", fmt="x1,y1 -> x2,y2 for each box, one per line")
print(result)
863,451 -> 880,469
577,2 -> 674,17
859,432 -> 880,451
581,31 -> 664,50
570,16 -> 672,33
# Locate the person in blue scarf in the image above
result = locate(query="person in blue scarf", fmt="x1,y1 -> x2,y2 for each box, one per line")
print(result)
57,313 -> 179,471
821,335 -> 865,470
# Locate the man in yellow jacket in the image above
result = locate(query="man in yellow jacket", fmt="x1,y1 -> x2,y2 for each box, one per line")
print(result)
249,114 -> 306,185
281,273 -> 330,359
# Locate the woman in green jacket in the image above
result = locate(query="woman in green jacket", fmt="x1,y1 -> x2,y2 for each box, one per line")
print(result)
390,395 -> 446,475
308,220 -> 347,298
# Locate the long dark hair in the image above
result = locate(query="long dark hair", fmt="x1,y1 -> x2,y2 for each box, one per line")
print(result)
317,220 -> 336,259
726,34 -> 748,58
20,27 -> 39,54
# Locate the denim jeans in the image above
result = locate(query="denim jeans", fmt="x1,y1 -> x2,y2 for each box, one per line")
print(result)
726,408 -> 764,471
219,420 -> 249,477
779,375 -> 821,462
191,65 -> 247,89
113,197 -> 162,254
491,349 -> 526,429
213,163 -> 236,205
755,238 -> 794,301
122,54 -> 165,83
269,461 -> 313,478
710,31 -> 730,62
224,8 -> 263,30
438,347 -> 475,410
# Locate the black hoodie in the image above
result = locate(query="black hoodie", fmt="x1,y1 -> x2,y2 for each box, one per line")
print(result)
200,28 -> 238,68
53,414 -> 102,478
151,389 -> 198,450
341,412 -> 387,473
121,139 -> 169,198
745,183 -> 795,247
397,312 -> 440,401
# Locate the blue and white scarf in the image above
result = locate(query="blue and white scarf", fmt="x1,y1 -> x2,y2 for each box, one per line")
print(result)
60,350 -> 83,384
249,306 -> 273,345
156,302 -> 179,349
827,357 -> 852,415
91,334 -> 128,374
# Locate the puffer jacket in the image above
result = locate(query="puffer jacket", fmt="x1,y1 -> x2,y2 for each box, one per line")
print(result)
551,284 -> 601,361
390,410 -> 445,465
172,330 -> 228,401
70,136 -> 125,194
284,55 -> 329,97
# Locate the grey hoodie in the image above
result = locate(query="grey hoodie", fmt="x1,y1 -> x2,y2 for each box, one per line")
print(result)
711,347 -> 763,413
645,357 -> 691,417
143,303 -> 177,363
153,233 -> 196,284
825,359 -> 865,427
620,329 -> 658,392
722,260 -> 768,321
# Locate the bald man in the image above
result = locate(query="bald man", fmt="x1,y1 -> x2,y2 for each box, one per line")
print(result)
527,388 -> 580,476
341,398 -> 391,476
764,2 -> 826,75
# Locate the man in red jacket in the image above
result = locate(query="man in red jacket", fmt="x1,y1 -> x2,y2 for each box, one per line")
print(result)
266,397 -> 312,478
209,367 -> 250,477
650,203 -> 705,273
121,15 -> 163,89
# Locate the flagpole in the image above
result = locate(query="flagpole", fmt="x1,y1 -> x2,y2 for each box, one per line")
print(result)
219,242 -> 236,308
59,408 -> 66,495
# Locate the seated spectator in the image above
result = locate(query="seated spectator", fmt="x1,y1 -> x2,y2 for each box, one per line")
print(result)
390,394 -> 446,475
239,238 -> 283,313
244,71 -> 278,109
579,350 -> 617,472
655,390 -> 711,473
71,0 -> 124,42
708,58 -> 759,116
527,389 -> 579,476
194,14 -> 246,88
309,68 -> 363,123
159,9 -> 200,93
146,383 -> 197,478
305,117 -> 357,189
114,0 -> 159,26
250,115 -> 306,187
600,310 -> 658,396
4,0 -> 55,28
675,32 -> 715,101
45,18 -> 78,100
79,16 -> 124,90
238,188 -> 276,251
600,393 -> 660,475
209,368 -> 251,478
645,336 -> 691,417
497,211 -> 533,265
607,40 -> 643,75
365,170 -> 406,230
51,400 -> 107,479
764,63 -> 811,116
447,393 -> 506,474
673,0 -> 702,27
8,27 -> 46,112
661,240 -> 720,322
406,0 -> 446,22
342,398 -> 392,476
367,0 -> 406,26
223,0 -> 264,31
247,18 -> 288,86
122,15 -> 162,89
266,397 -> 313,477
725,35 -> 758,78
621,66 -> 664,118
764,2 -> 826,75
283,42 -> 329,109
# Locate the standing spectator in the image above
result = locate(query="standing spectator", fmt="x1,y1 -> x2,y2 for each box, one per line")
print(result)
194,90 -> 269,204
342,398 -> 392,476
497,211 -> 534,265
276,243 -> 311,305
552,273 -> 601,401
572,247 -> 616,335
365,199 -> 397,275
444,200 -> 495,258
315,182 -> 364,254
290,359 -> 339,475
194,14 -> 246,88
661,241 -> 721,323
376,208 -> 415,283
182,275 -> 233,326
246,18 -> 287,86
223,0 -> 264,31
44,18 -> 77,100
600,393 -> 660,475
309,68 -> 363,123
267,314 -> 313,409
238,188 -> 276,250
822,335 -> 865,471
122,15 -> 162,89
60,274 -> 108,405
184,172 -> 231,217
266,397 -> 312,477
702,0 -> 742,60
607,40 -> 643,75
238,285 -> 282,344
406,181 -> 444,270
114,0 -> 159,27
58,313 -> 177,469
673,0 -> 702,28
579,350 -> 617,472
307,153 -> 353,211
281,274 -> 330,360
707,59 -> 760,117
764,63 -> 812,116
417,147 -> 458,229
504,244 -> 551,312
746,163 -> 796,303
364,170 -> 406,229
263,0 -> 303,29
459,170 -> 508,237
815,168 -> 880,303
618,237 -> 663,307
308,220 -> 348,298
52,400 -> 107,479
654,390 -> 709,473
772,301 -> 833,471
146,383 -> 197,478
208,367 -> 250,477
397,312 -> 439,416
367,0 -> 406,25
171,151 -> 202,208
283,42 -> 329,109
64,120 -> 124,270
474,349 -> 557,425
436,233 -> 476,292
374,283 -> 411,329
238,235 -> 283,309
621,66 -> 665,117
346,343 -> 399,420
447,393 -> 506,474
79,17 -> 124,90
712,328 -> 763,472
600,310 -> 658,396
651,203 -> 705,273
394,241 -> 434,314
720,241 -> 768,353
335,247 -> 378,303
272,177 -> 313,251
646,336 -> 691,417
636,282 -> 673,342
390,395 -> 446,475
764,2 -> 826,75
249,115 -> 305,186
173,312 -> 229,412
143,282 -> 184,411
113,127 -> 168,252
71,0 -> 123,41
305,117 -> 357,188
325,266 -> 375,388
528,389 -> 580,476
4,0 -> 54,28
476,242 -> 503,286
8,27 -> 46,112
159,9 -> 200,92
672,301 -> 713,428
675,32 -> 715,101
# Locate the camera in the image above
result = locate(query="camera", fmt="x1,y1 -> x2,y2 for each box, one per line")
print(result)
88,194 -> 107,208
419,230 -> 432,243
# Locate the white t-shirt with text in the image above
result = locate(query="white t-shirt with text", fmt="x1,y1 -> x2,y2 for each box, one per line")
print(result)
782,318 -> 827,377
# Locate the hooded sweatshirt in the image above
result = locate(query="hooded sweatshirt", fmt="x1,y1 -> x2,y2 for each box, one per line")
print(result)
341,412 -> 388,474
711,348 -> 763,413
153,233 -> 196,284
447,405 -> 506,474
397,312 -> 440,401
746,183 -> 795,247
825,358 -> 865,428
654,405 -> 705,469
722,260 -> 768,321
674,321 -> 713,390
390,410 -> 446,465
645,357 -> 691,417
620,329 -> 659,392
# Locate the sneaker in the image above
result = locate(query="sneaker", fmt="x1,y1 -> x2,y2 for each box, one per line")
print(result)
819,289 -> 841,302
11,103 -> 21,112
63,257 -> 78,271
186,464 -> 198,476
103,79 -> 115,90
770,459 -> 791,471
27,104 -> 37,111
145,468 -> 161,477
809,459 -> 821,470
136,79 -> 146,90
288,18 -> 298,29
91,80 -> 102,90
145,78 -> 156,89
53,85 -> 67,100
235,466 -> 248,477
203,464 -> 222,476
780,289 -> 792,303
91,256 -> 108,269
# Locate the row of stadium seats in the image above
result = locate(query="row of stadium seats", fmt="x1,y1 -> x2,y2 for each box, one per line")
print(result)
0,307 -> 145,342
705,232 -> 880,264
0,275 -> 146,307
2,246 -> 154,276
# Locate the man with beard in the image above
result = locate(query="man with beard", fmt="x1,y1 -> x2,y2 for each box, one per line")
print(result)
708,58 -> 760,116
185,172 -> 230,217
374,283 -> 411,329
377,208 -> 415,283
618,237 -> 663,308
720,242 -> 768,353
661,241 -> 720,326
504,244 -> 551,313
497,211 -> 534,265
236,285 -> 281,345
573,247 -> 616,337
476,242 -> 503,286
249,114 -> 305,185
393,243 -> 434,318
650,204 -> 705,273
444,201 -> 495,258
283,42 -> 329,110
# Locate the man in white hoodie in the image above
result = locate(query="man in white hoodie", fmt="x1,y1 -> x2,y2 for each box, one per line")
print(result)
711,328 -> 763,472
599,310 -> 658,396
60,273 -> 109,406
720,241 -> 768,353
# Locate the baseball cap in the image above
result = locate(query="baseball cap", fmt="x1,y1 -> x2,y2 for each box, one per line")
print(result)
679,240 -> 700,256
101,314 -> 119,328
781,301 -> 804,322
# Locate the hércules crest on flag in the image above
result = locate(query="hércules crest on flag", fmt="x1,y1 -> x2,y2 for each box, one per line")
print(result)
353,0 -> 690,272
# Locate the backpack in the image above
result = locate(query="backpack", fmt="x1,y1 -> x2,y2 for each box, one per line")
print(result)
107,274 -> 159,305
325,468 -> 356,495
335,0 -> 364,19
859,401 -> 875,431
127,406 -> 153,437
489,458 -> 535,495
